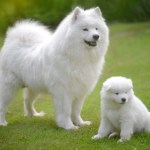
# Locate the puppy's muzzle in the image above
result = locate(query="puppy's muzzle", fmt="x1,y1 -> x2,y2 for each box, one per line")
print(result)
121,98 -> 126,103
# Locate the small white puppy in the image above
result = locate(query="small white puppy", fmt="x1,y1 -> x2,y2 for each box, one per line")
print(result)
92,76 -> 150,142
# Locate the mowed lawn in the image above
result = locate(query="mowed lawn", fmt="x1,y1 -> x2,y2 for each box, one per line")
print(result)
0,22 -> 150,150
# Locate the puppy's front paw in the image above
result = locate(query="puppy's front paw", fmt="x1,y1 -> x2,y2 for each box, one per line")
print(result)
117,138 -> 128,143
117,139 -> 124,143
91,134 -> 102,140
117,135 -> 131,143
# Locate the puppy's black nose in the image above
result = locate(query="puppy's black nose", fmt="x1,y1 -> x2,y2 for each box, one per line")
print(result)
93,34 -> 99,40
121,98 -> 126,102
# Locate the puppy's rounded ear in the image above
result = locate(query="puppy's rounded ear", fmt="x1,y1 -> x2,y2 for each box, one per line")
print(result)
72,7 -> 82,22
103,82 -> 111,91
128,79 -> 133,89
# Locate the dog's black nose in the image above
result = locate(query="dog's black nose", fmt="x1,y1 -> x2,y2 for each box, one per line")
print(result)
121,98 -> 126,102
93,34 -> 99,40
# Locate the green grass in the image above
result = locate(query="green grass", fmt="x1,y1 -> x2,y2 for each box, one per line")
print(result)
0,22 -> 150,150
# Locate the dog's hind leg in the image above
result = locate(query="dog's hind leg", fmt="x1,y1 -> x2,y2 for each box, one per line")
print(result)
0,74 -> 18,126
23,88 -> 45,117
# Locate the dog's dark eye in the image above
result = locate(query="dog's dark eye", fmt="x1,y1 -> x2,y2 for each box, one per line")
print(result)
115,93 -> 119,95
83,28 -> 88,31
95,28 -> 98,30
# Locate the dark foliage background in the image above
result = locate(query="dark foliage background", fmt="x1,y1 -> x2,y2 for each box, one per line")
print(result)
0,0 -> 150,33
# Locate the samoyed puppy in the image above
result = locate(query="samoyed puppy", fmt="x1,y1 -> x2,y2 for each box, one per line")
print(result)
92,76 -> 150,142
0,7 -> 109,130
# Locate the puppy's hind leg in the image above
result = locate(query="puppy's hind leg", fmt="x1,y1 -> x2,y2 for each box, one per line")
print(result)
108,132 -> 119,139
92,118 -> 113,140
23,88 -> 45,117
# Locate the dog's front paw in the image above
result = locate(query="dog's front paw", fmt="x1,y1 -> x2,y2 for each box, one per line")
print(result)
80,121 -> 92,126
72,116 -> 92,127
59,124 -> 79,130
67,125 -> 79,130
0,120 -> 8,126
57,116 -> 79,130
75,120 -> 92,127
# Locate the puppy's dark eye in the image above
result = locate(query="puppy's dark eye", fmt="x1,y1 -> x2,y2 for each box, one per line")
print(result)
83,28 -> 88,31
96,28 -> 98,30
115,93 -> 119,95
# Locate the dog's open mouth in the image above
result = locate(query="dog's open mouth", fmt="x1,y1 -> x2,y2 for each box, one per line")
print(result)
84,40 -> 97,47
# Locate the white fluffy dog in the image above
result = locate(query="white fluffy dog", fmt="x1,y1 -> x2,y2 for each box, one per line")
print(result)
0,7 -> 109,130
92,76 -> 150,142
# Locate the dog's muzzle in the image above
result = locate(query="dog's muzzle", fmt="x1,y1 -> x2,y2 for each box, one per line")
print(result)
84,34 -> 99,47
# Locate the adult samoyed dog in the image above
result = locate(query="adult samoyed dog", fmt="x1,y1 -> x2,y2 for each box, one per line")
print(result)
0,7 -> 109,130
92,76 -> 150,142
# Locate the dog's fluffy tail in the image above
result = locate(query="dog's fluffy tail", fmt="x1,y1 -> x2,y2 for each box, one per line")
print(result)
5,20 -> 52,47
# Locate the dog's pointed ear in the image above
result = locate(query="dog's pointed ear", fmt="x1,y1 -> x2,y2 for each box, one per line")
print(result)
94,7 -> 102,17
94,7 -> 105,21
72,7 -> 82,22
103,82 -> 111,91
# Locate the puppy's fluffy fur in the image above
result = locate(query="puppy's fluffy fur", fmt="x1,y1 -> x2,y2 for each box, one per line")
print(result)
92,76 -> 150,142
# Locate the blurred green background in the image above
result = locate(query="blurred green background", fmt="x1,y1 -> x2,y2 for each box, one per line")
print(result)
0,1 -> 150,149
0,0 -> 150,34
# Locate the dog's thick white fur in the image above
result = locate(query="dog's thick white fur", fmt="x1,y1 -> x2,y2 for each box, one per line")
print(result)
92,76 -> 150,142
0,7 -> 109,130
